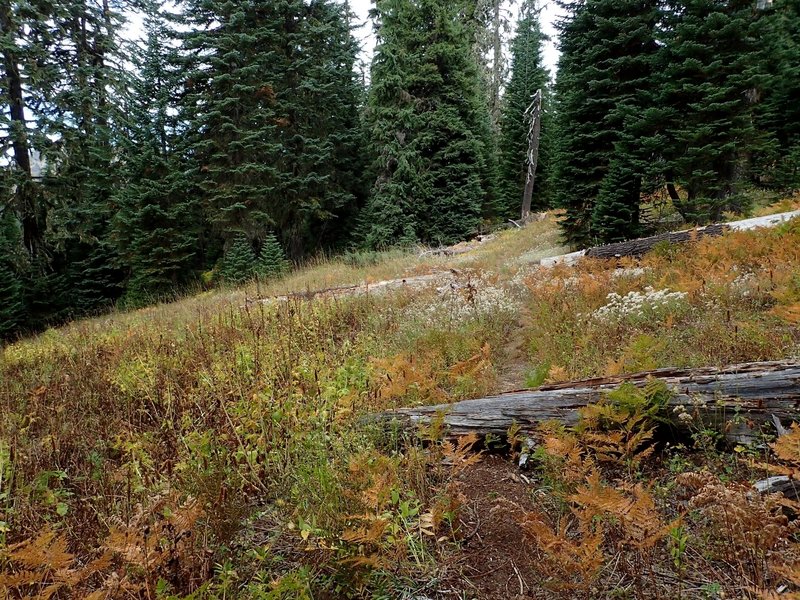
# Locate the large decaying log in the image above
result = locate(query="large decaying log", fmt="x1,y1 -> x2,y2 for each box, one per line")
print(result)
380,361 -> 800,444
540,210 -> 800,267
584,224 -> 728,260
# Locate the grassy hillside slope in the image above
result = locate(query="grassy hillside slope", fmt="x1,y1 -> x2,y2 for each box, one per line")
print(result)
2,211 -> 800,599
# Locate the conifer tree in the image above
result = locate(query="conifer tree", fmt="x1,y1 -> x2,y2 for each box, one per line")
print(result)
498,0 -> 552,218
0,208 -> 25,338
554,0 -> 659,246
113,4 -> 200,307
221,234 -> 256,285
180,0 -> 365,255
660,0 -> 762,223
0,0 -> 45,259
256,233 -> 290,279
754,0 -> 800,189
36,0 -> 131,315
362,0 -> 497,247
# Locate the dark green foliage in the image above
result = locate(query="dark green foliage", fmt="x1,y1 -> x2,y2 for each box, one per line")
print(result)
660,0 -> 762,223
221,234 -> 257,285
592,156 -> 642,243
257,234 -> 290,280
754,0 -> 800,190
554,0 -> 660,246
0,209 -> 25,338
113,5 -> 200,308
498,0 -> 552,218
361,0 -> 497,248
180,0 -> 365,256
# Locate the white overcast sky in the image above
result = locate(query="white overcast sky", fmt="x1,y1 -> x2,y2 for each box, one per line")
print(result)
126,1 -> 562,77
348,0 -> 563,76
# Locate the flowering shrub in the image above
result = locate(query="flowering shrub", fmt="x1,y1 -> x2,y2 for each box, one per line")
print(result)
592,287 -> 689,325
404,273 -> 520,328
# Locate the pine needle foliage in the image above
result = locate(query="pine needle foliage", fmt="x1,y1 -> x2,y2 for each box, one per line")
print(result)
220,234 -> 256,285
0,210 -> 25,339
256,233 -> 291,280
361,0 -> 497,247
553,0 -> 659,246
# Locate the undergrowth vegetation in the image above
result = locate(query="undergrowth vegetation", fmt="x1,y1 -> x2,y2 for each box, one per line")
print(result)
1,213 -> 799,598
522,217 -> 800,379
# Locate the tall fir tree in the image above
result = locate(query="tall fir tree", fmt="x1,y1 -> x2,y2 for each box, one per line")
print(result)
498,0 -> 552,218
0,0 -> 45,260
180,0 -> 365,257
660,0 -> 763,223
36,0 -> 130,316
554,0 -> 660,246
2,0 -> 131,327
361,0 -> 497,248
0,207 -> 25,338
113,3 -> 201,307
753,0 -> 800,190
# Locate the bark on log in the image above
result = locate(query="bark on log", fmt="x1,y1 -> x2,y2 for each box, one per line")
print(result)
540,210 -> 800,267
379,361 -> 800,444
584,224 -> 728,260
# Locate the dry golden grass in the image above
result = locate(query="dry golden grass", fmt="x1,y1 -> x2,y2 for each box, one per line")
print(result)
2,207 -> 799,599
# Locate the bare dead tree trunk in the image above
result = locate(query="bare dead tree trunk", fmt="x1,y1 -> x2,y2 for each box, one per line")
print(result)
521,89 -> 542,221
0,1 -> 41,257
489,0 -> 503,132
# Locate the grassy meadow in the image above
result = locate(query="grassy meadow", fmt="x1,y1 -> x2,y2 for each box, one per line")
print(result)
2,210 -> 800,599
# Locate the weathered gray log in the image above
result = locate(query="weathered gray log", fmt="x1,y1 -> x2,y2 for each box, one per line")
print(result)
381,361 -> 800,444
584,224 -> 729,260
541,210 -> 800,267
753,476 -> 799,500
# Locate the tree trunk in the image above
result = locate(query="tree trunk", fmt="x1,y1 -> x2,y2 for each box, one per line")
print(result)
0,1 -> 41,257
489,0 -> 503,132
521,89 -> 542,221
378,361 -> 800,444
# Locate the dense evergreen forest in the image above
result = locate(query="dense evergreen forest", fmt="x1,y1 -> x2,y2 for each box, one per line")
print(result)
1,0 -> 798,339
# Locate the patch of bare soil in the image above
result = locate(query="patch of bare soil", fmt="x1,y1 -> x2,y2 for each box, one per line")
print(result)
435,455 -> 543,600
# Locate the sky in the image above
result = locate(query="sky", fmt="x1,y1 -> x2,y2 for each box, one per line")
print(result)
347,0 -> 563,76
125,1 -> 563,77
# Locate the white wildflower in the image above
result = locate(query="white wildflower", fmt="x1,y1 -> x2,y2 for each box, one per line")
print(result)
592,286 -> 688,324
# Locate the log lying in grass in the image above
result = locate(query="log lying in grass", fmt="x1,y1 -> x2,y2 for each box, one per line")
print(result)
584,223 -> 728,260
540,209 -> 800,267
380,361 -> 800,444
251,271 -> 452,304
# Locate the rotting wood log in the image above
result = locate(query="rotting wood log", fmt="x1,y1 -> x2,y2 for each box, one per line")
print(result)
584,224 -> 728,260
540,209 -> 800,267
753,476 -> 799,500
379,361 -> 800,444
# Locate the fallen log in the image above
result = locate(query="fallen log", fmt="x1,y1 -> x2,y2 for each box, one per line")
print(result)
249,271 -> 452,305
584,224 -> 728,260
380,361 -> 800,444
540,209 -> 800,267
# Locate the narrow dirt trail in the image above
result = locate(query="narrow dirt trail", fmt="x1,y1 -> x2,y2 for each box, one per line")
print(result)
495,306 -> 534,393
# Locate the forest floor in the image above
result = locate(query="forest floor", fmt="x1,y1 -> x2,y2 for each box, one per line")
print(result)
2,198 -> 800,599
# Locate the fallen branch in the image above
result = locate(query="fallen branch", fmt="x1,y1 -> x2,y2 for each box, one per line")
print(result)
378,361 -> 800,444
